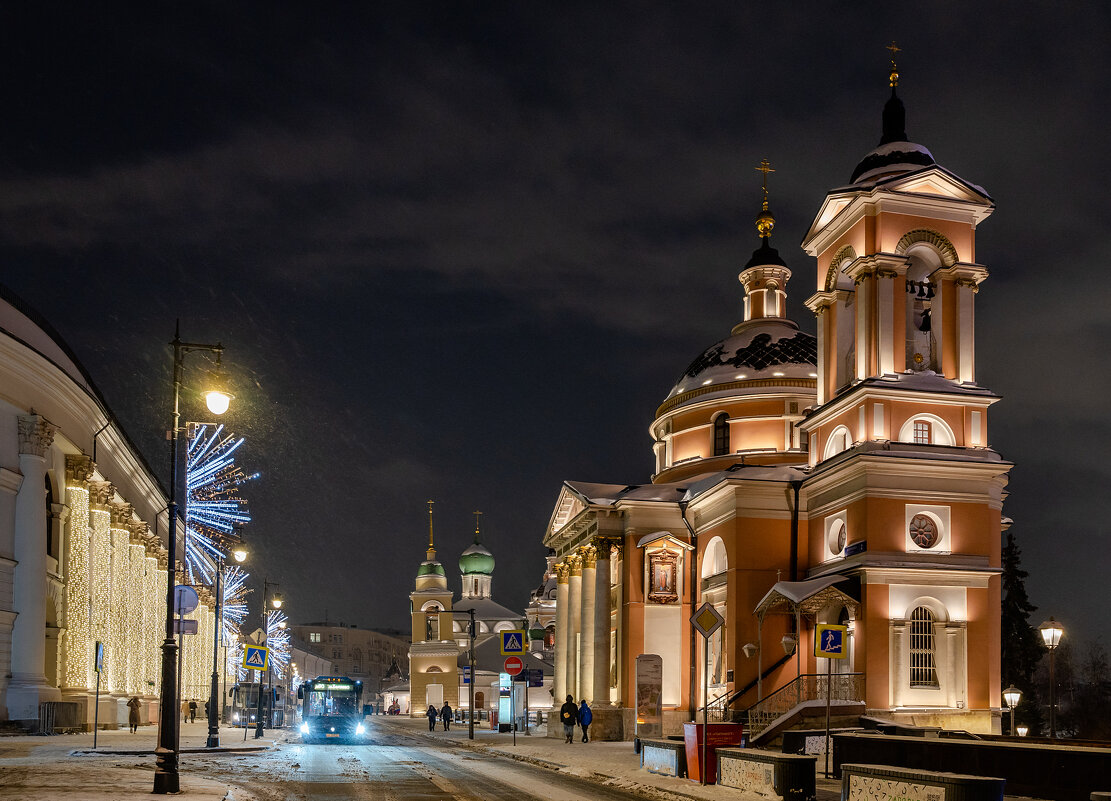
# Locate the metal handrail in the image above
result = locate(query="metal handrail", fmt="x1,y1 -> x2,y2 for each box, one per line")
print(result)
745,673 -> 864,738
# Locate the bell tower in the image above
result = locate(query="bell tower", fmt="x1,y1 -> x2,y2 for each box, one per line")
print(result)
407,501 -> 458,716
797,48 -> 1009,732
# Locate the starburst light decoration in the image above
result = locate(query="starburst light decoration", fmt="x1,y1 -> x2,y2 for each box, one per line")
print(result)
266,610 -> 292,680
184,423 -> 256,584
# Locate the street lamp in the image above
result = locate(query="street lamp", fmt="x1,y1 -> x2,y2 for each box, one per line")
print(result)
1016,725 -> 1029,737
154,325 -> 230,795
255,581 -> 281,739
206,538 -> 247,748
1039,617 -> 1064,738
1003,686 -> 1022,737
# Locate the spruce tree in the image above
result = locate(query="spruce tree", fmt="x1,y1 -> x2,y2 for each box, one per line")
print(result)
1000,530 -> 1044,733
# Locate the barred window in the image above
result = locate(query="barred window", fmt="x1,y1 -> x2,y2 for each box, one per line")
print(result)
909,606 -> 939,688
913,420 -> 930,444
713,413 -> 730,456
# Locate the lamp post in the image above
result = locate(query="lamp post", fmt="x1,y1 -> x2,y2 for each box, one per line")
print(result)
154,325 -> 232,795
1003,686 -> 1022,737
1039,617 -> 1064,738
449,608 -> 477,740
254,581 -> 281,739
206,543 -> 247,748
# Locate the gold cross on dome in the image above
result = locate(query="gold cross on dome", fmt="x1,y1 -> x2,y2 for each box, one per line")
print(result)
887,41 -> 901,87
473,510 -> 483,533
756,159 -> 774,204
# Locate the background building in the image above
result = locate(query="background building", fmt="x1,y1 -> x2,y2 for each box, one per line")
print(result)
287,622 -> 408,704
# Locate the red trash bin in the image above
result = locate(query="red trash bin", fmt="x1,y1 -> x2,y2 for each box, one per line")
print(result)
683,722 -> 744,783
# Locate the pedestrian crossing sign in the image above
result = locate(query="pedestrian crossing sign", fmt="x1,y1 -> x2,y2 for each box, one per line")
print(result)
500,629 -> 526,656
244,644 -> 269,671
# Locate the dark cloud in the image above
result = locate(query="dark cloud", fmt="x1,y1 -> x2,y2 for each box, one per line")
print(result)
1,2 -> 1108,643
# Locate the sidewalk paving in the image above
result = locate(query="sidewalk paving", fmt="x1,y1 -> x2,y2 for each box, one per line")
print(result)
0,720 -> 274,800
371,714 -> 843,801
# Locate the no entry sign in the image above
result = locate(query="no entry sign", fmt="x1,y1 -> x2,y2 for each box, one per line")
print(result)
503,656 -> 524,676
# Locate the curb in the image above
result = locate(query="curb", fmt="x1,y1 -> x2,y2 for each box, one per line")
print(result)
71,745 -> 272,756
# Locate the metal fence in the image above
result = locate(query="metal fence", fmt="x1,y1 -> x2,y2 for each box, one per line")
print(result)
38,701 -> 82,734
746,673 -> 863,738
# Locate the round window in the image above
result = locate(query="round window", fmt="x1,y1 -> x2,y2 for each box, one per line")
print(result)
909,514 -> 940,548
827,519 -> 846,555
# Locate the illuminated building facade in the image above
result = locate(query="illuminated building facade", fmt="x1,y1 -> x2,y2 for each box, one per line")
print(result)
0,285 -> 217,730
543,69 -> 1008,739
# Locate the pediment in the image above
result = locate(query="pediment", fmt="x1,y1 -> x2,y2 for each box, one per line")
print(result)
547,484 -> 588,536
882,167 -> 991,203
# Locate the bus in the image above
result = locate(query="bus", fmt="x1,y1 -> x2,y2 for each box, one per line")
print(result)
228,682 -> 288,728
298,676 -> 366,743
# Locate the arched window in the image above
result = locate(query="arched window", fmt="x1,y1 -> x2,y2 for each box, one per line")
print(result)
823,425 -> 852,460
701,537 -> 728,578
898,415 -> 955,447
909,606 -> 939,688
713,413 -> 730,456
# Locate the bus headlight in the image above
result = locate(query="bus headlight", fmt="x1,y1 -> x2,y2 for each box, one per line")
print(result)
232,713 -> 239,722
300,723 -> 310,734
356,724 -> 365,735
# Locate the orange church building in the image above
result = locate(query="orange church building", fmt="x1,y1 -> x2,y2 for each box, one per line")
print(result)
542,65 -> 1009,740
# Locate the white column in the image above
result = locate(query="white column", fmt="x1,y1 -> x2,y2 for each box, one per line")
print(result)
815,306 -> 827,404
855,278 -> 869,380
552,564 -> 570,704
567,555 -> 583,701
593,542 -> 612,705
579,545 -> 596,703
8,415 -> 60,723
956,282 -> 975,383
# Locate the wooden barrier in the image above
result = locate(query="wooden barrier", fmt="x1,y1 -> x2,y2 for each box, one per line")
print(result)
841,764 -> 1003,801
717,748 -> 816,801
639,738 -> 686,778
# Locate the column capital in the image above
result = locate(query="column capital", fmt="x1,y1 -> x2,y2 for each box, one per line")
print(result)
18,414 -> 58,458
128,520 -> 150,545
592,536 -> 620,557
109,501 -> 134,529
568,553 -> 583,575
65,454 -> 96,485
88,481 -> 113,509
579,543 -> 597,568
554,562 -> 570,583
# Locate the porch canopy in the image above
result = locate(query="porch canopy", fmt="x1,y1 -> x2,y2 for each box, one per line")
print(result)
751,575 -> 859,699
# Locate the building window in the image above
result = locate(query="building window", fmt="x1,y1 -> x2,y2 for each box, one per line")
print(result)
353,665 -> 360,673
713,413 -> 730,456
332,649 -> 341,659
310,632 -> 321,643
909,607 -> 939,688
913,420 -> 930,444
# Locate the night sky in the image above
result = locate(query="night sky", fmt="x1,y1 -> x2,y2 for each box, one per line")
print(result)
2,4 -> 1108,646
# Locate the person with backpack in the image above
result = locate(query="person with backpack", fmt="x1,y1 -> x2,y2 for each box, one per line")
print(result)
559,694 -> 578,744
578,699 -> 592,742
425,704 -> 438,731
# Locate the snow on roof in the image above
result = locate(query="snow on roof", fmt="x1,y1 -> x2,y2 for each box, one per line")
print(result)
564,481 -> 688,506
452,597 -> 524,623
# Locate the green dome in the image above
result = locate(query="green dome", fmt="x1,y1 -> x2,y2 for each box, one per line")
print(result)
459,541 -> 495,575
417,560 -> 445,577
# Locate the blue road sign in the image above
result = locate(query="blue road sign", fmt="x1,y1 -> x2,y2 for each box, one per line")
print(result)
500,630 -> 526,655
244,644 -> 270,671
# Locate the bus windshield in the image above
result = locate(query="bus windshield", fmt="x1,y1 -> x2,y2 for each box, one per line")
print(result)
306,685 -> 358,717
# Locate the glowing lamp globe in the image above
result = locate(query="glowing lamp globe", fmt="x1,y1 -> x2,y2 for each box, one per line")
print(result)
205,389 -> 231,415
1003,686 -> 1022,709
271,595 -> 283,610
278,621 -> 287,629
232,548 -> 248,563
1016,725 -> 1029,737
1038,617 -> 1063,650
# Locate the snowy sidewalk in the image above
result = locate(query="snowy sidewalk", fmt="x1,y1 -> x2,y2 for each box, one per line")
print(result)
0,721 -> 273,800
371,715 -> 842,801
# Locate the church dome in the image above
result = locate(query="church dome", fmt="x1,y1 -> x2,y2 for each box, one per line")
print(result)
850,80 -> 935,184
459,540 -> 494,576
664,320 -> 817,405
417,559 -> 445,577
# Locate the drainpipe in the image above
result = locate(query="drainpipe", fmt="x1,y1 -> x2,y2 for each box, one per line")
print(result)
678,499 -> 697,722
789,480 -> 801,582
91,418 -> 112,463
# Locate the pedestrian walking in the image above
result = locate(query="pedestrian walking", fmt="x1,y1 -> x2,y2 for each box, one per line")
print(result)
127,697 -> 141,733
188,699 -> 198,723
181,700 -> 189,722
426,704 -> 438,731
578,699 -> 592,742
440,701 -> 452,731
559,694 -> 578,744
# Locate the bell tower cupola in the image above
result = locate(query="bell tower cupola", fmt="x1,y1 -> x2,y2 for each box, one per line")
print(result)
734,160 -> 792,331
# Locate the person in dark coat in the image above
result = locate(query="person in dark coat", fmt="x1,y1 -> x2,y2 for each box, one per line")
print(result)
440,701 -> 452,731
188,699 -> 197,723
578,700 -> 593,742
426,704 -> 438,731
127,697 -> 141,733
559,694 -> 578,743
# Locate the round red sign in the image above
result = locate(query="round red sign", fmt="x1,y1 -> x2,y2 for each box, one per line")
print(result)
503,656 -> 524,676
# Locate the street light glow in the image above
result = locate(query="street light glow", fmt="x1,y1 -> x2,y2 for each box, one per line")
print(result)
1039,617 -> 1063,649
